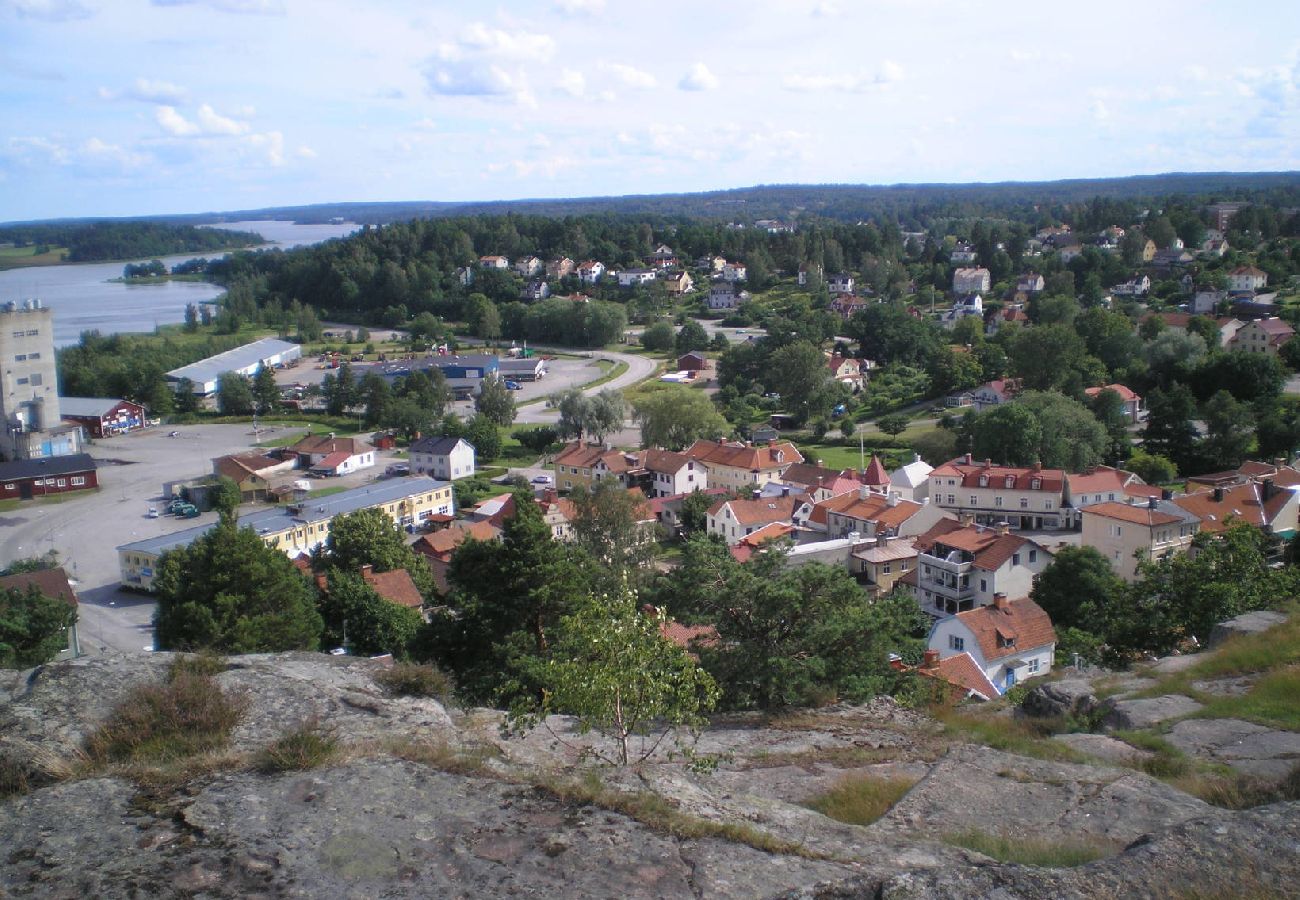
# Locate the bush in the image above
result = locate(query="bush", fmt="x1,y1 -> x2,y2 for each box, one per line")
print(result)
85,670 -> 247,763
374,662 -> 456,703
807,774 -> 916,825
256,719 -> 337,773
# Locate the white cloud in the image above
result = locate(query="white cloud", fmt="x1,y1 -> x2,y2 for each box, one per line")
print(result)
451,23 -> 554,62
6,135 -> 70,165
150,0 -> 284,14
811,1 -> 841,17
296,145 -> 316,159
156,105 -> 200,136
488,154 -> 579,179
98,77 -> 187,104
413,117 -> 438,131
4,0 -> 94,21
783,61 -> 903,92
678,62 -> 718,92
245,130 -> 284,165
557,68 -> 586,97
554,0 -> 603,14
1091,99 -> 1110,121
81,137 -> 147,168
196,103 -> 248,135
426,22 -> 553,106
601,62 -> 656,89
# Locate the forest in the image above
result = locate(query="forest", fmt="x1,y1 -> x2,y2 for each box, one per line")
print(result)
0,221 -> 263,262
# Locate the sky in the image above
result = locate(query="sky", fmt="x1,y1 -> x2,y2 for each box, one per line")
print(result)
1,0 -> 1298,221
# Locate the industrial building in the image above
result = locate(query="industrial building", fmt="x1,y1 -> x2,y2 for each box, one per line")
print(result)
1,300 -> 84,460
165,338 -> 301,398
59,397 -> 148,438
117,476 -> 455,590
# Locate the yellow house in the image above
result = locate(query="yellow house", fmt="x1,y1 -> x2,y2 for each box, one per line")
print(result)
683,439 -> 803,492
1078,499 -> 1200,581
118,477 -> 455,591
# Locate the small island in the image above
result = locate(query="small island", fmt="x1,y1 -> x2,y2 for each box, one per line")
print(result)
0,221 -> 264,271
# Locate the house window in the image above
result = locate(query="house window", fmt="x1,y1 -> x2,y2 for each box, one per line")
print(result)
56,479 -> 65,487
1029,549 -> 1037,563
1012,553 -> 1020,566
979,578 -> 987,592
14,354 -> 25,361
901,561 -> 909,571
995,497 -> 1003,508
1044,501 -> 1054,510
1028,657 -> 1040,674
1031,478 -> 1041,490
1005,476 -> 1014,488
949,635 -> 965,651
969,495 -> 977,506
947,494 -> 956,504
1020,498 -> 1029,508
978,475 -> 988,487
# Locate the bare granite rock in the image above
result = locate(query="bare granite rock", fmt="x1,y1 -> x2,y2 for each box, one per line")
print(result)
1020,680 -> 1099,719
1207,610 -> 1288,648
1101,694 -> 1203,731
1050,732 -> 1154,765
1165,718 -> 1300,780
867,745 -> 1221,847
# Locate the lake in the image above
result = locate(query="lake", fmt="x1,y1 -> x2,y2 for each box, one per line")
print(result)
0,220 -> 360,347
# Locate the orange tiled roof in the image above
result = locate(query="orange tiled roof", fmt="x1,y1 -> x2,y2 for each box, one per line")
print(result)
1082,501 -> 1182,527
708,494 -> 801,527
363,568 -> 424,609
412,520 -> 501,559
1067,466 -> 1141,495
918,524 -> 1042,572
1170,483 -> 1288,533
684,439 -> 803,472
929,457 -> 1064,492
1084,383 -> 1140,402
0,567 -> 77,607
954,597 -> 1057,662
920,652 -> 999,700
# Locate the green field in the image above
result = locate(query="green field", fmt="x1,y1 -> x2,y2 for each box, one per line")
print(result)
0,245 -> 70,270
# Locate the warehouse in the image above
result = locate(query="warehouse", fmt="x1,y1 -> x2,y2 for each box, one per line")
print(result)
165,338 -> 301,398
59,397 -> 148,438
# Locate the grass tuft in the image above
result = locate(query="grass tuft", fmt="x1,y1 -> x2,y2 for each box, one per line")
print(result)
168,651 -> 228,680
943,829 -> 1112,867
384,738 -> 497,776
256,719 -> 337,773
374,663 -> 456,703
85,670 -> 247,764
934,709 -> 1089,763
806,773 -> 916,826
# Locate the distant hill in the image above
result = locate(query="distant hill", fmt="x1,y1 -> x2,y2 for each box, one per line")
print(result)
6,172 -> 1298,231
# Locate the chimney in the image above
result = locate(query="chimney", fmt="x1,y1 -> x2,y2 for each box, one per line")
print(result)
1262,479 -> 1277,502
984,458 -> 992,469
964,452 -> 973,465
996,522 -> 1010,535
1274,457 -> 1285,469
859,484 -> 871,500
914,453 -> 923,464
887,492 -> 900,507
1161,488 -> 1173,500
921,649 -> 941,670
1148,496 -> 1159,510
768,439 -> 777,448
1033,461 -> 1042,473
959,512 -> 975,527
877,533 -> 891,547
1213,486 -> 1224,502
360,564 -> 373,577
993,592 -> 1009,610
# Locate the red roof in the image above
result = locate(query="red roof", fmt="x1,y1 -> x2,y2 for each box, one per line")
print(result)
929,457 -> 1065,492
362,567 -> 424,609
0,567 -> 77,608
1082,501 -> 1182,528
953,597 -> 1057,662
1084,384 -> 1140,402
315,450 -> 352,470
919,652 -> 999,700
684,439 -> 803,472
917,524 -> 1045,572
862,454 -> 889,486
730,522 -> 796,561
708,495 -> 801,528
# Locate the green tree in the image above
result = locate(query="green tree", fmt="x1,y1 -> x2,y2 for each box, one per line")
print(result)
173,378 -> 201,414
877,413 -> 909,437
0,585 -> 76,668
1008,325 -> 1102,392
1030,546 -> 1126,634
381,396 -> 438,442
770,341 -> 836,424
970,404 -> 1043,466
320,571 -> 423,658
1125,448 -> 1178,485
1087,388 -> 1133,464
474,374 -> 517,427
1194,351 -> 1284,405
1200,390 -> 1253,470
674,319 -> 709,355
183,303 -> 199,333
360,372 -> 392,428
632,384 -> 729,450
153,518 -> 323,652
216,372 -> 254,416
516,425 -> 558,456
679,489 -> 714,534
569,479 -> 656,574
252,365 -> 280,414
209,475 -> 242,516
640,320 -> 676,352
506,583 -> 718,766
324,507 -> 436,598
325,361 -> 358,416
465,415 -> 503,461
1143,384 -> 1200,473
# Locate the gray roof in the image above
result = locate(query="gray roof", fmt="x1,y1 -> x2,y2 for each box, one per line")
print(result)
410,436 -> 470,455
165,338 -> 300,384
0,453 -> 97,481
118,476 -> 451,557
59,397 -> 138,418
498,358 -> 544,373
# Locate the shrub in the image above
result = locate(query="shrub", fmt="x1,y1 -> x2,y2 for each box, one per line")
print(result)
943,829 -> 1111,867
256,719 -> 337,773
807,774 -> 916,826
374,662 -> 456,703
85,671 -> 246,763
169,651 -> 228,679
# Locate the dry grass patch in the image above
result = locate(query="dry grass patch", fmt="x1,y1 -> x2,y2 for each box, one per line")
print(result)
943,829 -> 1113,867
256,719 -> 338,773
384,737 -> 498,776
85,669 -> 247,765
374,663 -> 456,703
934,709 -> 1088,763
169,651 -> 228,679
806,773 -> 916,826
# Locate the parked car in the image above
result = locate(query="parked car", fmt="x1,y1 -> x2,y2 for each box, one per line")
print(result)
504,380 -> 522,390
147,507 -> 159,518
175,503 -> 200,519
166,497 -> 189,515
531,474 -> 553,484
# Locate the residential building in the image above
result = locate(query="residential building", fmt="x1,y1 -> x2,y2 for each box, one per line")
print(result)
478,255 -> 509,269
928,455 -> 1067,531
683,438 -> 803,492
952,267 -> 991,294
774,464 -> 866,503
546,257 -> 576,278
850,535 -> 919,596
1064,465 -> 1150,510
409,436 -> 476,481
0,453 -> 97,501
1079,498 -> 1201,581
59,397 -> 147,438
1083,384 -> 1143,419
1228,265 -> 1268,293
941,293 -> 983,329
829,293 -> 870,319
949,244 -> 978,264
707,282 -> 750,310
455,266 -> 474,287
289,435 -> 375,475
165,337 -> 301,399
813,487 -> 952,540
536,489 -> 579,541
1228,318 -> 1294,358
1207,202 -> 1246,232
660,270 -> 694,295
0,567 -> 80,657
1151,248 -> 1195,270
827,354 -> 867,389
970,378 -> 1021,410
797,264 -> 822,286
577,260 -> 605,284
213,451 -> 295,501
413,519 -> 501,593
720,261 -> 748,282
1,301 -> 84,460
1111,274 -> 1151,296
1200,238 -> 1229,258
1191,289 -> 1228,316
1172,480 -> 1300,541
911,522 -> 1053,617
706,494 -> 802,545
520,280 -> 550,302
928,595 -> 1057,694
647,245 -> 678,269
891,648 -> 999,701
641,448 -> 706,497
554,442 -> 621,492
118,477 -> 455,591
514,256 -> 542,277
827,273 -> 855,293
1016,273 -> 1045,293
890,453 -> 934,502
617,268 -> 657,287
677,352 -> 709,372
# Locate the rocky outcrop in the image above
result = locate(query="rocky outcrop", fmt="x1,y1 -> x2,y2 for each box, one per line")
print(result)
1165,718 -> 1300,780
1019,679 -> 1098,720
1101,694 -> 1203,731
1207,610 -> 1287,648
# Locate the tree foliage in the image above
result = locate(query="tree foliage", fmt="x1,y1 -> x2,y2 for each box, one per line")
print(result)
474,374 -> 517,427
319,571 -> 424,658
323,508 -> 436,598
0,585 -> 76,669
632,384 -> 729,450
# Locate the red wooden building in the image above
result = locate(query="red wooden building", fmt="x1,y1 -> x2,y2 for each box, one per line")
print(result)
59,397 -> 147,438
0,454 -> 98,501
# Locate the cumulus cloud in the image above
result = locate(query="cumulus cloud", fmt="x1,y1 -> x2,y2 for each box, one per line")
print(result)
245,130 -> 284,165
783,61 -> 903,92
426,23 -> 554,106
4,0 -> 94,20
98,77 -> 187,104
678,62 -> 718,92
601,62 -> 656,89
296,145 -> 316,159
6,135 -> 70,165
557,68 -> 586,97
450,23 -> 555,62
196,103 -> 248,134
554,0 -> 603,14
155,103 -> 250,136
150,0 -> 284,13
156,105 -> 200,136
487,154 -> 579,179
81,137 -> 147,168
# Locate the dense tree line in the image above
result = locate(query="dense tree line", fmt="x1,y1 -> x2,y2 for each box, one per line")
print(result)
0,221 -> 263,262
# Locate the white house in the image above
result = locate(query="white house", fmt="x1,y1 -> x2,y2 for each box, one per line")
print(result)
970,378 -> 1021,410
941,293 -> 983,330
514,256 -> 542,277
721,261 -> 748,283
910,521 -> 1054,617
291,435 -> 376,477
577,260 -> 606,284
950,244 -> 978,264
409,436 -> 476,482
890,453 -> 934,502
1228,266 -> 1268,293
952,267 -> 991,294
928,594 -> 1057,695
479,255 -> 510,270
827,273 -> 855,293
706,494 -> 801,545
617,268 -> 658,287
1016,273 -> 1045,293
1111,274 -> 1151,296
707,283 -> 750,310
1191,289 -> 1227,316
642,448 -> 707,497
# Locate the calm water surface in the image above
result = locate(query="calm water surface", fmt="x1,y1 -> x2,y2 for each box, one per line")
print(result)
0,220 -> 359,346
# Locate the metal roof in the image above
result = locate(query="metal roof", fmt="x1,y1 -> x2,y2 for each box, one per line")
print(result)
59,397 -> 138,418
117,476 -> 451,557
0,453 -> 97,480
165,338 -> 301,384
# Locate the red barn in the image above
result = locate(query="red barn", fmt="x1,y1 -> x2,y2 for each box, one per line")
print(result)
0,454 -> 98,501
60,397 -> 147,438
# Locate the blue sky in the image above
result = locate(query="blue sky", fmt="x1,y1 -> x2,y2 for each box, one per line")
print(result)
1,0 -> 1297,220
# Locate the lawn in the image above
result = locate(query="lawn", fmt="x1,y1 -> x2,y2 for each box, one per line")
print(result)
0,245 -> 70,270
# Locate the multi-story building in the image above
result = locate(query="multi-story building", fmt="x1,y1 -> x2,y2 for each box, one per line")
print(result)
909,521 -> 1053,618
927,455 -> 1067,530
811,487 -> 952,540
706,494 -> 802,545
1227,265 -> 1268,293
1,300 -> 83,460
1228,318 -> 1294,358
928,595 -> 1057,694
952,267 -> 991,294
409,436 -> 476,481
683,439 -> 802,492
1079,498 -> 1201,581
117,477 -> 455,591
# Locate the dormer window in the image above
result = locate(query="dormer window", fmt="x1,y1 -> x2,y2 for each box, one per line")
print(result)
979,476 -> 988,487
774,450 -> 784,463
1031,478 -> 1041,490
1005,476 -> 1015,488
